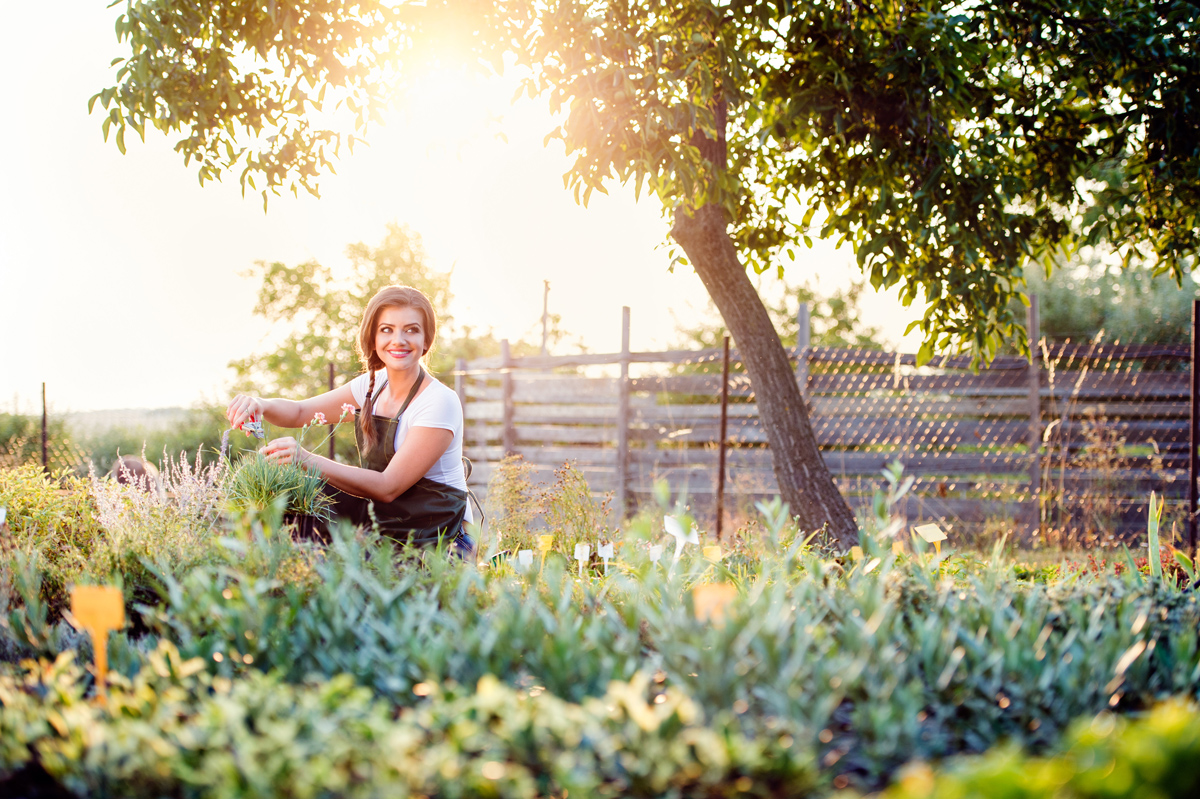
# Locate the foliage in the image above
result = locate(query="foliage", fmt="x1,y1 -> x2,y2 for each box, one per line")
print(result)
79,405 -> 258,475
0,641 -> 814,799
229,222 -> 583,400
1018,250 -> 1199,345
229,222 -> 454,398
880,698 -> 1200,799
673,273 -> 886,356
223,453 -> 333,521
484,456 -> 614,556
0,466 -> 103,603
0,414 -> 87,474
97,0 -> 1200,363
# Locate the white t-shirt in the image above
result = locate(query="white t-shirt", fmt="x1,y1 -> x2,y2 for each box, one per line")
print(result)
349,370 -> 472,522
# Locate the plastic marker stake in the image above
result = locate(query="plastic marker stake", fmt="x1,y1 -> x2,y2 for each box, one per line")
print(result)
0,506 -> 7,525
598,542 -> 614,574
914,523 -> 948,555
538,535 -> 553,573
892,541 -> 905,556
664,515 -> 698,572
702,545 -> 723,563
850,545 -> 864,562
648,544 -> 664,565
69,585 -> 125,705
517,550 -> 534,571
574,543 -> 591,578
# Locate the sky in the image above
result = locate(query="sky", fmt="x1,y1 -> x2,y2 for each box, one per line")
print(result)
0,2 -> 921,415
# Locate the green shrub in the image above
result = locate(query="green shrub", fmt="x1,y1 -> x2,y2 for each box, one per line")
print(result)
0,641 -> 816,799
0,465 -> 102,603
882,698 -> 1200,799
223,453 -> 333,521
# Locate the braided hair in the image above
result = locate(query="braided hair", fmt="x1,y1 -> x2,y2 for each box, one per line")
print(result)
356,286 -> 438,456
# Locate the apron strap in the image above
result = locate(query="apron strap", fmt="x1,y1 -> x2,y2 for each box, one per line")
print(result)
392,367 -> 426,421
370,368 -> 427,420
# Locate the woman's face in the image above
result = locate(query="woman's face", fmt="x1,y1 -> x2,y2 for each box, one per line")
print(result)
374,305 -> 427,371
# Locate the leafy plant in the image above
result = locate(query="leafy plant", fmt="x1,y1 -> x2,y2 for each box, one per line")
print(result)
223,454 -> 333,522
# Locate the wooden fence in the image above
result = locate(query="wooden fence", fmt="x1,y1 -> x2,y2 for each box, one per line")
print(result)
454,307 -> 1191,538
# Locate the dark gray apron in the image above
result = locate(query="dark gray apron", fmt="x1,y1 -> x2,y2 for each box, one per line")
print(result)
321,369 -> 470,553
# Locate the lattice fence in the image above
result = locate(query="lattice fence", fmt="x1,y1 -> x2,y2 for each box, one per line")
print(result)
456,321 -> 1189,543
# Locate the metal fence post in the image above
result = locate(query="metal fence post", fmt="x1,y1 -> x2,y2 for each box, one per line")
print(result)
41,382 -> 48,474
716,335 -> 730,540
796,302 -> 811,405
616,307 -> 631,520
501,340 -> 516,456
1190,299 -> 1199,561
1027,295 -> 1042,507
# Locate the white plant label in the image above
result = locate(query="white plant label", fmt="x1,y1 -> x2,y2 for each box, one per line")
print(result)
517,550 -> 534,570
648,544 -> 664,564
0,506 -> 6,525
598,542 -> 614,574
574,542 -> 591,577
664,515 -> 698,572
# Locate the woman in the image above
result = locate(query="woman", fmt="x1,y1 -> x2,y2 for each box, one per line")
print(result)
226,285 -> 472,556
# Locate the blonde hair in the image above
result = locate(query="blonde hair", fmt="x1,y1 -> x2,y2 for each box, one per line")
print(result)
356,286 -> 438,456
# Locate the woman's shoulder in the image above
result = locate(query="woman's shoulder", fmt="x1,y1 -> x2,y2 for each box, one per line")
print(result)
412,375 -> 462,418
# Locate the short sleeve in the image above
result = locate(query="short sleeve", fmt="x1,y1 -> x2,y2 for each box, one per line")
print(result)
408,384 -> 463,432
348,372 -> 373,407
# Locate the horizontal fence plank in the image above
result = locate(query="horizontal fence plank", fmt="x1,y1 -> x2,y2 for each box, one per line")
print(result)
456,343 -> 1189,375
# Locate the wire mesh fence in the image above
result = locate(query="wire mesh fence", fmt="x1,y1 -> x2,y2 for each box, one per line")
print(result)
460,329 -> 1190,547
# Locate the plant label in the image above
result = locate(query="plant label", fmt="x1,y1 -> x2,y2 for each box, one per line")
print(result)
574,542 -> 591,577
914,523 -> 947,555
598,542 -> 614,574
69,585 -> 125,704
648,544 -> 663,564
850,545 -> 864,561
703,545 -> 723,563
665,515 -> 698,572
517,550 -> 534,570
538,535 -> 553,552
0,506 -> 7,525
692,583 -> 737,627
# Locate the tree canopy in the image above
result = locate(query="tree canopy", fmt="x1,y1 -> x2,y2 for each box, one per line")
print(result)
97,0 -> 1200,362
232,223 -> 577,399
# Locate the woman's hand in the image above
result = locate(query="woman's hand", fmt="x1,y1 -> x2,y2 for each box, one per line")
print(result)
227,394 -> 267,430
261,436 -> 311,468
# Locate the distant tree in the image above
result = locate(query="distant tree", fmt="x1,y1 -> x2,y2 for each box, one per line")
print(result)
231,222 -> 579,398
1021,253 -> 1198,345
675,275 -> 886,355
230,223 -> 453,398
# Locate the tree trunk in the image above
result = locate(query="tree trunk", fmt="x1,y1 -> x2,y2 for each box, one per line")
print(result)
671,203 -> 858,548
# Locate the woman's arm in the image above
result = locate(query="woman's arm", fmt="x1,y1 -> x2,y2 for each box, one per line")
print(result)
227,383 -> 358,431
263,425 -> 453,503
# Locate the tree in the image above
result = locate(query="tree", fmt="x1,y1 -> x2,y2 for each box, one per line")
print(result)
1016,251 -> 1198,346
233,222 -> 578,398
231,223 -> 453,398
674,274 -> 886,355
97,1 -> 1199,547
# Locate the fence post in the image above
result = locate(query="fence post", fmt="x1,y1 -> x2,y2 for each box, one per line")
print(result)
501,340 -> 516,456
328,363 -> 336,461
41,382 -> 48,474
716,335 -> 730,541
455,358 -> 467,409
1190,299 -> 1199,561
616,307 -> 631,520
1027,295 -> 1042,515
796,302 -> 811,405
